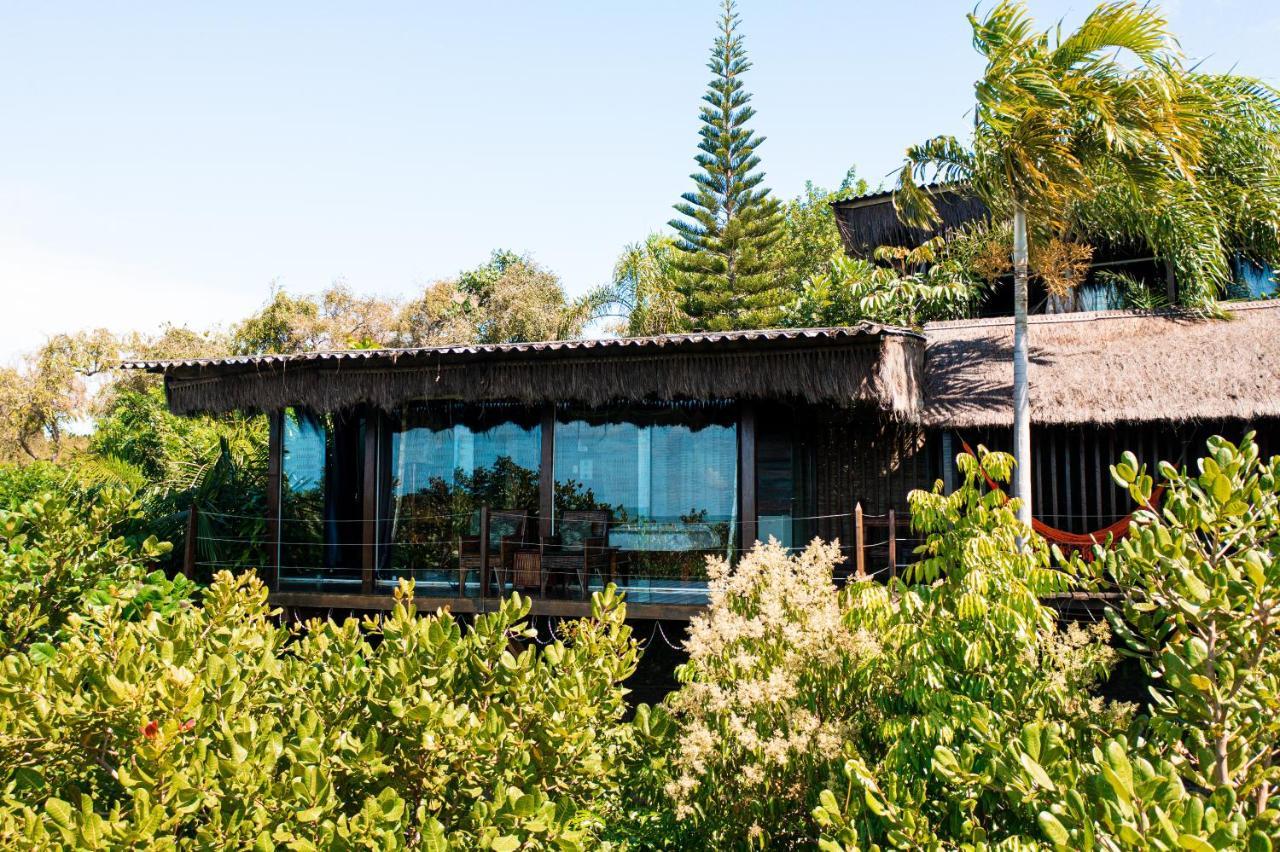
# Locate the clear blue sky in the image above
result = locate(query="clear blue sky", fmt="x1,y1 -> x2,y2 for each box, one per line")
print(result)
2,0 -> 1277,359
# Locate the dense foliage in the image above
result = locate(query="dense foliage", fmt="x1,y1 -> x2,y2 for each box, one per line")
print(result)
1105,434 -> 1280,817
0,488 -> 176,656
788,239 -> 986,329
625,442 -> 1280,850
0,573 -> 639,848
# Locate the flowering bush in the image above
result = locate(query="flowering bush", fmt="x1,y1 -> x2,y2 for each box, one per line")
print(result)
652,448 -> 1132,849
662,538 -> 877,845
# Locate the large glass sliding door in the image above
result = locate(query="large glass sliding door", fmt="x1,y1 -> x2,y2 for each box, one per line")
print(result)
377,402 -> 541,590
553,401 -> 738,588
278,408 -> 367,589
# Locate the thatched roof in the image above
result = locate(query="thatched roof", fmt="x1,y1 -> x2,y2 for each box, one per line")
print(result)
832,185 -> 988,256
922,301 -> 1280,428
126,326 -> 926,419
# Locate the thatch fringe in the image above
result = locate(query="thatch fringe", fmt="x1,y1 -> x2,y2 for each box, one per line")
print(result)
165,342 -> 923,419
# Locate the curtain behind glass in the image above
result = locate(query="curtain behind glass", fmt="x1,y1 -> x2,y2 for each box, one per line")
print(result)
380,402 -> 540,586
553,401 -> 738,580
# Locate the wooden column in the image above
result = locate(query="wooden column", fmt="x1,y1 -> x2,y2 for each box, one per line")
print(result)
361,410 -> 379,595
853,502 -> 866,579
264,411 -> 283,591
183,503 -> 198,580
886,507 -> 897,580
739,402 -> 758,552
539,403 -> 556,539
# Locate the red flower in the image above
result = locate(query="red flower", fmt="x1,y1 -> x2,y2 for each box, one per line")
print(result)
141,720 -> 159,740
180,719 -> 196,732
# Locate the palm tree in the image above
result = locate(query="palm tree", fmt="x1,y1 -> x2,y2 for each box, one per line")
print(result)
896,1 -> 1201,529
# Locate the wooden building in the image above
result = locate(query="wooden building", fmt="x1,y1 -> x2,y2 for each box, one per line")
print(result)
126,302 -> 1280,620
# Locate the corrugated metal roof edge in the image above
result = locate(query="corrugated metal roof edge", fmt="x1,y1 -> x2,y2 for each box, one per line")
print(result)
122,324 -> 924,373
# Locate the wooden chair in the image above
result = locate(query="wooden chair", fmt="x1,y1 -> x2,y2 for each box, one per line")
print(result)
539,510 -> 615,599
458,509 -> 528,594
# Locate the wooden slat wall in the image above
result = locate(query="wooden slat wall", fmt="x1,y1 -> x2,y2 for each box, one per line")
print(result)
940,419 -> 1280,533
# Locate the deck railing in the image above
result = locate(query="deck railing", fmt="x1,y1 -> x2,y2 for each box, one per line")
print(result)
181,501 -> 921,609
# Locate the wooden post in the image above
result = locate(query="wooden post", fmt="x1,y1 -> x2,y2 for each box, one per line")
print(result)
854,502 -> 865,579
886,508 -> 897,581
183,503 -> 198,580
478,505 -> 490,607
264,411 -> 283,591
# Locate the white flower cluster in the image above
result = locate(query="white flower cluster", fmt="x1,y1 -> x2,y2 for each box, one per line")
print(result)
664,538 -> 881,831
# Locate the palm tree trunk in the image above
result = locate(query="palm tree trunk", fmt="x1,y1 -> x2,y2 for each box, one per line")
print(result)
1012,204 -> 1033,531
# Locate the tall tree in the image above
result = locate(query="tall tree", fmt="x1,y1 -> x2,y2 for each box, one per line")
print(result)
669,0 -> 785,331
897,1 -> 1200,529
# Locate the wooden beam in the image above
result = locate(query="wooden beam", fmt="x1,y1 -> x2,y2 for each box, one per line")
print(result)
539,403 -> 555,539
739,402 -> 758,552
264,411 -> 283,591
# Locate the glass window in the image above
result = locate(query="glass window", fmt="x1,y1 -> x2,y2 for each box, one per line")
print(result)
553,402 -> 738,583
378,402 -> 540,590
1230,255 -> 1277,299
278,408 -> 366,588
756,404 -> 817,550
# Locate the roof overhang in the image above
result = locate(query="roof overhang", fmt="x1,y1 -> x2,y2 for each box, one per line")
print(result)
125,325 -> 926,420
922,301 -> 1280,428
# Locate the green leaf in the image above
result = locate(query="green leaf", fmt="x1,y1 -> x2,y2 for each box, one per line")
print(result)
491,836 -> 522,852
44,797 -> 73,829
28,642 -> 57,664
1178,834 -> 1217,852
1211,474 -> 1232,503
1018,751 -> 1055,790
1038,811 -> 1070,847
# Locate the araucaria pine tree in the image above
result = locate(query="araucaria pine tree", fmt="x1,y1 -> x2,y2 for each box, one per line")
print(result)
669,0 -> 786,331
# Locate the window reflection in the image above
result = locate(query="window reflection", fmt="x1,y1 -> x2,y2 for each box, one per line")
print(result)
279,408 -> 365,587
378,402 -> 540,589
553,402 -> 738,581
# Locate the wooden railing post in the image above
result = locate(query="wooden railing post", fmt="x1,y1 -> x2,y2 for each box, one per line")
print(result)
479,505 -> 491,608
183,503 -> 198,580
887,508 -> 897,581
854,502 -> 866,580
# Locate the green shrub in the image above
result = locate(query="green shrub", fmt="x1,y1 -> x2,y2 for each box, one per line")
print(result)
0,462 -> 75,510
0,573 -> 639,849
0,488 -> 172,655
641,448 -> 1130,849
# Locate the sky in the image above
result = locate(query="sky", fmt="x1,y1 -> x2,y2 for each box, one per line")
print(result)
2,0 -> 1278,362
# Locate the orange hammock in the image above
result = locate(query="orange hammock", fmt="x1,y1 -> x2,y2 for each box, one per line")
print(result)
960,439 -> 1164,561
